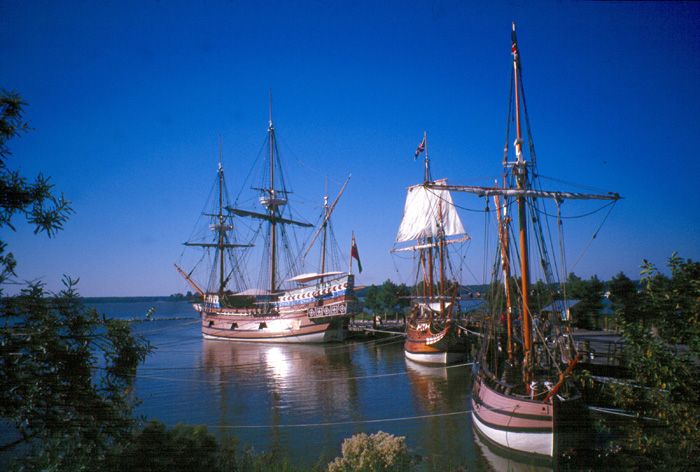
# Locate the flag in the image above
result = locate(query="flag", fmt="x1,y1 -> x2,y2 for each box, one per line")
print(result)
351,234 -> 362,273
414,136 -> 426,160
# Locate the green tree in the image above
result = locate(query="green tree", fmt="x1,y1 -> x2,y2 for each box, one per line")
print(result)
106,421 -> 305,472
566,273 -> 604,329
0,91 -> 71,288
608,271 -> 641,323
364,280 -> 409,317
530,279 -> 553,313
603,254 -> 700,468
364,284 -> 381,314
0,91 -> 150,469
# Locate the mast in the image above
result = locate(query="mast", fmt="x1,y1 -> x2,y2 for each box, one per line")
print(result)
423,131 -> 429,184
423,132 -> 434,302
218,143 -> 225,297
438,198 -> 446,314
494,191 -> 514,362
321,188 -> 329,277
302,174 -> 351,266
268,91 -> 277,293
512,22 -> 533,388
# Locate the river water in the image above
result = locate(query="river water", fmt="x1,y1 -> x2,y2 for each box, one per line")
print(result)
88,298 -> 553,471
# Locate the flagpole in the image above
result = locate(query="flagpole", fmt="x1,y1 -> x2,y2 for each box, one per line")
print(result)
423,131 -> 429,183
349,231 -> 354,275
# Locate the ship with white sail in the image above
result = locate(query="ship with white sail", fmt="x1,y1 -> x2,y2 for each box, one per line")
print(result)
392,134 -> 471,364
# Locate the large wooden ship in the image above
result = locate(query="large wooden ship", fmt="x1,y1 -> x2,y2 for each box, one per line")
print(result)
176,103 -> 356,343
392,134 -> 471,365
440,24 -> 621,458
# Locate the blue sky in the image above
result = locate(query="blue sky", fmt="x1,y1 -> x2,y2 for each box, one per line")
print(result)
2,1 -> 699,296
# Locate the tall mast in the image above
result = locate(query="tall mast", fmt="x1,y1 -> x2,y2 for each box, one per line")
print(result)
217,142 -> 225,297
268,90 -> 277,293
321,179 -> 329,278
494,191 -> 514,362
438,199 -> 446,314
423,131 -> 434,301
423,131 -> 429,184
512,22 -> 533,388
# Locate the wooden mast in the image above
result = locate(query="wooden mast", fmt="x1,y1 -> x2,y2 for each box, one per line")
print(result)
218,142 -> 225,298
512,22 -> 533,389
438,197 -> 446,315
494,192 -> 514,362
268,91 -> 277,294
423,132 -> 434,303
320,179 -> 328,277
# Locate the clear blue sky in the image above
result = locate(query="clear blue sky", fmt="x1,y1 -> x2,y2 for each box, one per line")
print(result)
2,1 -> 699,296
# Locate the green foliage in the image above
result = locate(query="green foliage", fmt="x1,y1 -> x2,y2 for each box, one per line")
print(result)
0,91 -> 149,470
639,254 -> 700,348
0,91 -> 72,281
602,254 -> 700,468
1,278 -> 151,469
566,272 -> 604,329
608,272 -> 640,321
529,279 -> 553,313
364,280 -> 410,316
106,421 -> 316,472
327,431 -> 414,472
106,421 -> 221,472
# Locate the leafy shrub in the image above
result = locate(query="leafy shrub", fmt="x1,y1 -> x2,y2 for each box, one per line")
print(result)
327,431 -> 413,472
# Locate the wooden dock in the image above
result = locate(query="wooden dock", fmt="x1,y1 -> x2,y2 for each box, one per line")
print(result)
572,329 -> 629,377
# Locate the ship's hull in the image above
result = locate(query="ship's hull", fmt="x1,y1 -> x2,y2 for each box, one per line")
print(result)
471,372 -> 585,458
404,319 -> 468,365
198,275 -> 355,344
471,374 -> 555,457
201,313 -> 345,343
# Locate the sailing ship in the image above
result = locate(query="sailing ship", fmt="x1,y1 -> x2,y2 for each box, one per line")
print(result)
176,103 -> 356,343
440,24 -> 620,458
392,133 -> 471,365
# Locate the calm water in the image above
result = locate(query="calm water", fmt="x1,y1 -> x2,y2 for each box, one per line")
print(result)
88,298 -> 553,471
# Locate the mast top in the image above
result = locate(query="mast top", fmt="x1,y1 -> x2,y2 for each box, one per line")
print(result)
423,131 -> 430,184
268,89 -> 274,130
218,136 -> 223,173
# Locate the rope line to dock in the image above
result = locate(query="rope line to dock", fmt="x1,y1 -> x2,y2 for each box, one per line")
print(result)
133,361 -> 474,384
205,409 -> 473,429
588,406 -> 659,422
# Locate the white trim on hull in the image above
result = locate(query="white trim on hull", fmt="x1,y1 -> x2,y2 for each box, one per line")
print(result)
202,325 -> 346,344
203,331 -> 326,343
404,349 -> 465,365
471,410 -> 554,458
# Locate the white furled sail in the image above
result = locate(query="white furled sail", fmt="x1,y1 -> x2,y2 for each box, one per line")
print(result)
396,179 -> 466,243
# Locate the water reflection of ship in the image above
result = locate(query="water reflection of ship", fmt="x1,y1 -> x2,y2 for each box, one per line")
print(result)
405,360 -> 449,411
473,426 -> 553,472
201,340 -> 360,433
404,359 -> 472,469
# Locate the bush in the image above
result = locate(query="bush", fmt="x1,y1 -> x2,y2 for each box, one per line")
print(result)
327,431 -> 414,472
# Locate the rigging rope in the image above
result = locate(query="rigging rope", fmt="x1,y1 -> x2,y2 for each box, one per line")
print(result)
569,201 -> 617,272
206,409 -> 473,430
134,360 -> 473,386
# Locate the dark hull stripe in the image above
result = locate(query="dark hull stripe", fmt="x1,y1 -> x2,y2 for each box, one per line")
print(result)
204,323 -> 324,333
202,329 -> 327,341
471,395 -> 553,422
